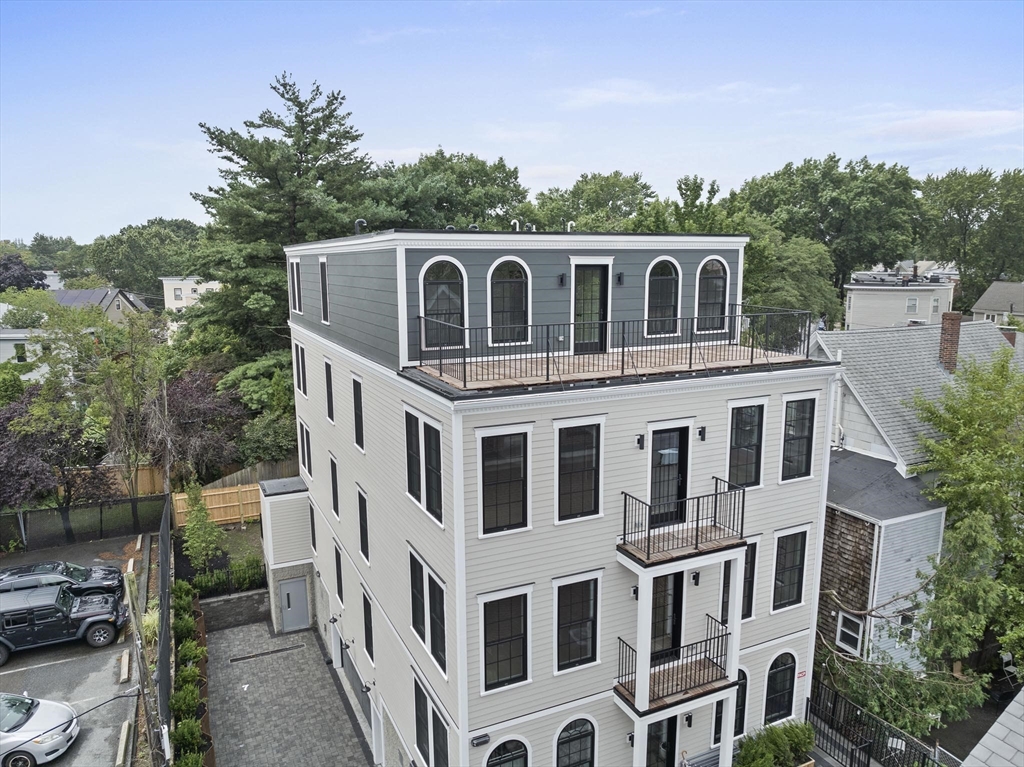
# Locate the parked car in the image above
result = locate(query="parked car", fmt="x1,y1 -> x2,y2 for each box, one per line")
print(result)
0,692 -> 79,767
0,586 -> 127,667
0,561 -> 123,599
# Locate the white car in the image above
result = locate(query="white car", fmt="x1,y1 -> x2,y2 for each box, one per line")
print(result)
0,693 -> 79,767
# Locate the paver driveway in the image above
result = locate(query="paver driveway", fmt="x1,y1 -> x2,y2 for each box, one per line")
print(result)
207,622 -> 371,767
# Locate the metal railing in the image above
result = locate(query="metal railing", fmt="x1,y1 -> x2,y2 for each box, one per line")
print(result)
617,638 -> 637,691
621,478 -> 745,561
414,306 -> 813,387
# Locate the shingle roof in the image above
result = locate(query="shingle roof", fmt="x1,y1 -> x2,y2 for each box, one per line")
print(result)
972,281 -> 1024,315
814,322 -> 1022,466
963,688 -> 1024,767
827,449 -> 941,522
52,289 -> 148,313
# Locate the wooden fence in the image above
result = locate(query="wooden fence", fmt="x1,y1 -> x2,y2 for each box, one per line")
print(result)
202,456 -> 300,490
172,484 -> 261,527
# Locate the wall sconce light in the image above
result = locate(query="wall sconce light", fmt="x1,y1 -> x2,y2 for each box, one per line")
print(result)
340,640 -> 351,650
360,683 -> 371,694
691,571 -> 700,587
616,272 -> 624,286
698,426 -> 706,442
558,273 -> 567,288
329,616 -> 338,624
315,570 -> 320,578
471,734 -> 491,748
685,713 -> 693,728
627,732 -> 635,747
631,585 -> 639,601
635,434 -> 645,450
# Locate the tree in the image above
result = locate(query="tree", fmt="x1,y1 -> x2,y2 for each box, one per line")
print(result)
363,149 -> 529,230
534,171 -> 655,231
0,366 -> 25,409
28,234 -> 76,270
0,386 -> 55,510
0,305 -> 46,328
89,219 -> 197,302
181,481 -> 225,570
63,274 -> 110,290
0,254 -> 47,291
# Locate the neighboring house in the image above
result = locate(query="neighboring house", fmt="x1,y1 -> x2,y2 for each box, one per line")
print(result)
0,304 -> 46,380
158,276 -> 221,313
962,688 -> 1024,767
843,276 -> 955,331
52,288 -> 148,324
810,316 -> 1022,667
42,270 -> 64,290
258,229 -> 842,767
971,280 -> 1024,325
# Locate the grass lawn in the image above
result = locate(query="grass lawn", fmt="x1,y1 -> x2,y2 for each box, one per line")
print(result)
220,520 -> 263,560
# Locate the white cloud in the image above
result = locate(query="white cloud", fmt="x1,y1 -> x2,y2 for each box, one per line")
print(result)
865,109 -> 1024,143
357,26 -> 435,45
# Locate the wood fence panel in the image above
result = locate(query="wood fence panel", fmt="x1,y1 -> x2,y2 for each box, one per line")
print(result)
173,483 -> 261,527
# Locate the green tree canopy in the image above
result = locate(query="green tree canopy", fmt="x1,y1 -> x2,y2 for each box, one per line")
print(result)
28,233 -> 77,269
534,171 -> 656,231
89,218 -> 199,301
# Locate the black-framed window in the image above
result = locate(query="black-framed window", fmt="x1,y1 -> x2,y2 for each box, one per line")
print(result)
424,424 -> 442,521
363,594 -> 374,661
415,681 -> 430,765
557,579 -> 597,670
729,404 -> 763,487
742,543 -> 757,619
353,379 -> 364,449
697,258 -> 726,331
491,260 -> 528,343
410,554 -> 425,640
407,411 -> 443,523
429,575 -> 446,671
415,679 -> 448,767
721,559 -> 732,624
484,593 -> 527,690
406,412 -> 421,502
487,740 -> 528,767
358,492 -> 369,561
423,260 -> 464,347
558,424 -> 600,521
289,261 -> 302,313
432,710 -> 449,767
764,653 -> 796,723
782,399 -> 815,480
714,669 -> 747,743
482,433 -> 527,534
298,421 -> 311,475
556,719 -> 595,767
308,503 -> 316,551
293,343 -> 307,395
334,546 -> 343,604
647,260 -> 679,335
773,531 -> 806,610
319,259 -> 329,323
330,457 -> 339,516
325,360 -> 334,421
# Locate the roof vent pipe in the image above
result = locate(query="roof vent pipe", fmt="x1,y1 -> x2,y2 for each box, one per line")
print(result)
511,220 -> 520,232
567,221 -> 575,232
445,225 -> 456,231
468,224 -> 479,231
354,219 -> 367,235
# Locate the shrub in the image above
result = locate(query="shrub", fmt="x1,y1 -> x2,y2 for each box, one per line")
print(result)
175,665 -> 201,690
141,605 -> 159,649
172,580 -> 196,602
177,639 -> 207,666
173,613 -> 196,645
779,721 -> 815,760
182,481 -> 225,571
229,553 -> 265,592
192,569 -> 229,597
735,734 -> 775,767
759,725 -> 794,766
169,683 -> 200,721
170,717 -> 203,755
175,752 -> 204,767
172,593 -> 193,618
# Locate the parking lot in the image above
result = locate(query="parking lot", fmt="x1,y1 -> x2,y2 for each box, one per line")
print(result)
1,535 -> 141,767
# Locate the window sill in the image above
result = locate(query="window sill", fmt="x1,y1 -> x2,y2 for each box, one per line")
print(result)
479,524 -> 532,540
769,601 -> 806,616
488,340 -> 532,348
480,678 -> 531,697
406,492 -> 446,530
553,511 -> 602,527
777,474 -> 814,486
553,659 -> 600,677
354,444 -> 366,455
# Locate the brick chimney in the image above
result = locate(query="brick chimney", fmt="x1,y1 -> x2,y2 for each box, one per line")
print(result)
939,312 -> 961,372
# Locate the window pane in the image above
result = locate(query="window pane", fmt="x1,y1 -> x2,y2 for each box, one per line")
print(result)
720,560 -> 731,624
491,261 -> 528,343
482,433 -> 527,534
330,458 -> 339,516
424,261 -> 464,347
432,711 -> 449,767
697,260 -> 726,331
424,424 -> 443,522
406,413 -> 421,502
320,260 -> 329,322
556,719 -> 594,767
647,260 -> 679,335
782,399 -> 814,480
334,547 -> 343,603
415,682 -> 430,766
729,405 -> 763,487
557,580 -> 597,670
363,595 -> 374,661
429,576 -> 446,671
558,425 -> 600,521
765,654 -> 796,723
325,361 -> 334,421
742,543 -> 757,620
484,594 -> 527,690
353,379 -> 364,448
309,503 -> 316,551
359,493 -> 369,560
410,555 -> 425,640
773,532 -> 806,610
487,740 -> 528,767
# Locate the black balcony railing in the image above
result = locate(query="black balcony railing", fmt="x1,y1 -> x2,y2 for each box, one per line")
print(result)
414,306 -> 812,388
620,477 -> 745,563
617,637 -> 637,691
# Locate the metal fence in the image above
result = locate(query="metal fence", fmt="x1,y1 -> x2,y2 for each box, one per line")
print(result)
188,558 -> 268,598
157,496 -> 171,751
0,495 -> 166,550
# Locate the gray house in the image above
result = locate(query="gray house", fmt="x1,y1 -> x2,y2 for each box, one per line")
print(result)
52,288 -> 149,324
971,280 -> 1024,325
263,229 -> 842,767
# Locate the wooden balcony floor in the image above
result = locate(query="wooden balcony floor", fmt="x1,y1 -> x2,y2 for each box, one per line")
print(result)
618,523 -> 743,566
616,657 -> 730,712
418,344 -> 807,390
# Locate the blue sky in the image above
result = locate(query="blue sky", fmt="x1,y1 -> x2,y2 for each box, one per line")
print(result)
1,0 -> 1022,243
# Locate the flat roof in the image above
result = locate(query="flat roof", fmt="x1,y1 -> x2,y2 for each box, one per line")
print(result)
259,477 -> 308,497
827,449 -> 941,522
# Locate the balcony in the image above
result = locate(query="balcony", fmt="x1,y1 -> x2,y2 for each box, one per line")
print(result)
616,615 -> 731,713
414,306 -> 813,390
618,478 -> 745,567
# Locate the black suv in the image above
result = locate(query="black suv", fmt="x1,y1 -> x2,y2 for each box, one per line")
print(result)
0,560 -> 124,598
0,585 -> 128,666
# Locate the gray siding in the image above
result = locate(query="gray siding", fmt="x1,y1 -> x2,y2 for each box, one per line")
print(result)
264,493 -> 312,565
838,386 -> 894,461
289,247 -> 400,368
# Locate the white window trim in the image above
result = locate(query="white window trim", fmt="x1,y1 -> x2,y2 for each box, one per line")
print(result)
552,414 -> 607,526
293,342 -> 307,398
486,256 -> 533,347
174,288 -> 183,301
694,255 -> 731,335
835,610 -> 864,656
115,298 -> 122,310
318,256 -> 330,325
741,534 -> 762,624
476,422 -> 534,539
551,569 -> 603,676
404,404 -> 445,529
333,540 -> 345,610
550,713 -> 599,767
409,547 -> 449,679
289,258 -> 303,315
351,373 -> 365,454
307,495 -> 322,555
297,419 -> 312,479
362,589 -> 375,667
480,736 -> 533,767
643,255 -> 684,338
906,297 -> 918,314
414,676 -> 449,767
725,396 -> 769,490
931,297 -> 939,314
357,485 -> 371,567
769,523 -> 812,615
762,649 -> 801,725
567,255 -> 614,356
710,664 -> 751,747
478,583 -> 533,697
324,357 -> 335,424
329,453 -> 340,517
646,416 -> 696,503
418,255 -> 469,351
777,391 -> 820,485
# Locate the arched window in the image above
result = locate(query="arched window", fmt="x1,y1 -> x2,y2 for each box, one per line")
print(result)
488,740 -> 528,767
714,669 -> 748,743
423,260 -> 464,347
647,259 -> 679,335
764,653 -> 796,724
556,719 -> 594,767
697,258 -> 727,331
490,259 -> 529,343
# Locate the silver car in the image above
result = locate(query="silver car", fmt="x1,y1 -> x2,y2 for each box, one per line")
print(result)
0,694 -> 79,767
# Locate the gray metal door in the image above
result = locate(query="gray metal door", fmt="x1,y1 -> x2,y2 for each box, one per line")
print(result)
279,577 -> 309,632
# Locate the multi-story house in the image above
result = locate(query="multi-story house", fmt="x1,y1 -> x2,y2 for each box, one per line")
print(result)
843,274 -> 954,331
158,276 -> 222,313
259,229 -> 841,767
